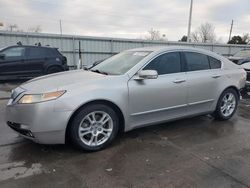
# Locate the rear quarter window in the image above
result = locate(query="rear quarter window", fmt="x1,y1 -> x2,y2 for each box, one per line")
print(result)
208,56 -> 221,69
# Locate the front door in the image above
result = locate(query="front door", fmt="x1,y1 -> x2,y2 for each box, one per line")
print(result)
128,52 -> 188,129
0,47 -> 26,79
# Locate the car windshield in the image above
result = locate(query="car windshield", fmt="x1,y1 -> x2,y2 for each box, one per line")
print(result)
90,51 -> 151,75
234,50 -> 250,58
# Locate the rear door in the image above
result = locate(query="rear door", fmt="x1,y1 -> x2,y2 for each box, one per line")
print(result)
25,47 -> 51,76
183,51 -> 222,115
0,46 -> 26,77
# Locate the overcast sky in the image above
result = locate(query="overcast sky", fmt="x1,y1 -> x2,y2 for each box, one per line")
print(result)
0,0 -> 249,42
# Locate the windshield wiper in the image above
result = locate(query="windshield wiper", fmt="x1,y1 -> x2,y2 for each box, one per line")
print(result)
91,69 -> 109,75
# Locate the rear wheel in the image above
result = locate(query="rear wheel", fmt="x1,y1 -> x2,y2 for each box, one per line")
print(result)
46,66 -> 62,74
69,104 -> 119,151
213,88 -> 238,120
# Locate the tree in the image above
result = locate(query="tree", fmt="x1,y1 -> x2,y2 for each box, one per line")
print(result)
145,28 -> 166,41
28,25 -> 42,33
228,34 -> 250,44
179,35 -> 188,42
242,33 -> 250,44
7,24 -> 18,32
191,23 -> 216,43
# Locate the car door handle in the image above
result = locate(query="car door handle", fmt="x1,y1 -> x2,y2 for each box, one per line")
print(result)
212,75 -> 221,79
173,79 -> 186,83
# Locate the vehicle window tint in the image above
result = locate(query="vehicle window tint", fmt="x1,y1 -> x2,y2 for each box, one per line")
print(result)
184,52 -> 210,71
143,52 -> 181,75
209,56 -> 221,69
29,47 -> 52,58
2,47 -> 25,57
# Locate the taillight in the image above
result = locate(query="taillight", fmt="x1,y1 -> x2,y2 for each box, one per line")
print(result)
62,56 -> 67,65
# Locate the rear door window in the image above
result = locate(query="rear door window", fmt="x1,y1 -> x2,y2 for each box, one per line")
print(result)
184,52 -> 210,71
28,47 -> 53,59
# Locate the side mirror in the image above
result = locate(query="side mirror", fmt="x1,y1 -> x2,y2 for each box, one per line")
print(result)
0,53 -> 5,60
135,70 -> 158,80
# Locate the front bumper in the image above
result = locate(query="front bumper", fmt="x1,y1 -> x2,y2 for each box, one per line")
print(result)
5,99 -> 72,144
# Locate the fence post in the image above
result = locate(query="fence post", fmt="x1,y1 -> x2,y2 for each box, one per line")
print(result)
26,33 -> 29,45
110,39 -> 114,56
228,46 -> 232,57
72,36 -> 76,67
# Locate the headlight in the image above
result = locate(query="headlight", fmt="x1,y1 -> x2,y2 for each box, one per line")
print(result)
18,90 -> 66,104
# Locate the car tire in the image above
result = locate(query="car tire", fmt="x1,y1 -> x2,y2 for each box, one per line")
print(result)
69,104 -> 119,151
46,66 -> 62,74
213,88 -> 239,121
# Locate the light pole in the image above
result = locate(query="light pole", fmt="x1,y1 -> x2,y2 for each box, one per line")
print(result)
187,0 -> 193,42
228,20 -> 234,43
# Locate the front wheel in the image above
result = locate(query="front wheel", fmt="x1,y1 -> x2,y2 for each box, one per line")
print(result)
213,88 -> 239,120
69,104 -> 119,151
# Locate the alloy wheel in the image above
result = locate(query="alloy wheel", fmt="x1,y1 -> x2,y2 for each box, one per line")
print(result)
78,111 -> 113,147
220,93 -> 236,117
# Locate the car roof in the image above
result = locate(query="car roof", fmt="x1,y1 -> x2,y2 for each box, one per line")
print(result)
127,45 -> 223,58
5,45 -> 56,49
127,45 -> 207,53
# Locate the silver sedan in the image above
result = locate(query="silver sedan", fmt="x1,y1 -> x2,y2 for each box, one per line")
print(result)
6,46 -> 246,151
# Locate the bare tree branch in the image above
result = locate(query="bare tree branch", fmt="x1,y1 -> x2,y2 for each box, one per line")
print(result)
145,28 -> 167,41
28,25 -> 42,33
191,23 -> 216,43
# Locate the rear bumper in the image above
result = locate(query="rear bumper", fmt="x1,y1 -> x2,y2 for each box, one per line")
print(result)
63,65 -> 69,71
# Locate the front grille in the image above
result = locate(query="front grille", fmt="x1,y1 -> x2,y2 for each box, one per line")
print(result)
7,122 -> 34,138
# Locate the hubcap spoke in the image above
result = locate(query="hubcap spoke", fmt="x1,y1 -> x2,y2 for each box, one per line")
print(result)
79,126 -> 91,132
103,128 -> 112,132
228,94 -> 234,101
221,104 -> 227,112
89,135 -> 95,145
99,114 -> 110,125
80,130 -> 92,137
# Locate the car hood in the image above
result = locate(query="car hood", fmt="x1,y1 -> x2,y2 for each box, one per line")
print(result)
228,56 -> 243,61
20,70 -> 107,93
241,62 -> 250,70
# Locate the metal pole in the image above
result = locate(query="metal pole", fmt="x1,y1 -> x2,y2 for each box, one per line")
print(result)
78,41 -> 82,69
187,0 -> 193,42
228,20 -> 234,43
59,20 -> 63,35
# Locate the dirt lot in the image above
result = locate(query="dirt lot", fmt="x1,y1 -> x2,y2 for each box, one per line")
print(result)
1,82 -> 250,188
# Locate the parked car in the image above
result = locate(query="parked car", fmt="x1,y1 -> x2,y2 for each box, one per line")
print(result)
228,50 -> 250,93
0,45 -> 68,80
228,49 -> 250,65
6,46 -> 246,151
240,62 -> 250,92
